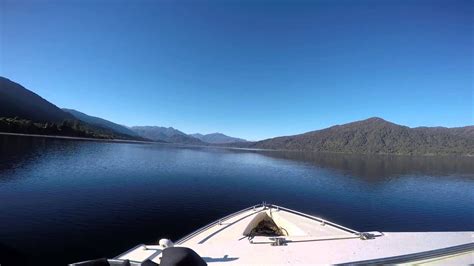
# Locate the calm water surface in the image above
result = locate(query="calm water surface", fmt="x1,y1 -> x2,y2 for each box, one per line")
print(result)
0,135 -> 473,265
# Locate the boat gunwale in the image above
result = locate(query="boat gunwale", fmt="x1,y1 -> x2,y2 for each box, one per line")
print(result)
111,204 -> 473,265
175,203 -> 360,245
113,206 -> 266,262
175,204 -> 260,244
113,244 -> 149,264
340,242 -> 474,265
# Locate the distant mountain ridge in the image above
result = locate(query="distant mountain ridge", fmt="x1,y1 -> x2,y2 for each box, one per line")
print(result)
131,126 -> 204,144
63,109 -> 138,137
190,132 -> 247,144
2,76 -> 473,155
0,77 -> 74,122
0,77 -> 143,140
237,117 -> 474,156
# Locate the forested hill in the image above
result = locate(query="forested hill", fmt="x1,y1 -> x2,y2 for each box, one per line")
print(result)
63,109 -> 139,137
0,77 -> 145,141
231,118 -> 474,156
0,77 -> 74,122
131,126 -> 204,144
190,133 -> 247,144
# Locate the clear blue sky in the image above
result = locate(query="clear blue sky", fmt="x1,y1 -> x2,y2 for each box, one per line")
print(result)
1,0 -> 472,140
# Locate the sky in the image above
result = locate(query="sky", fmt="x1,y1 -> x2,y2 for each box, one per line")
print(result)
0,0 -> 472,140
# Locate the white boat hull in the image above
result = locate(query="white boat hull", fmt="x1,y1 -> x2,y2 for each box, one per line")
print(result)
94,204 -> 473,265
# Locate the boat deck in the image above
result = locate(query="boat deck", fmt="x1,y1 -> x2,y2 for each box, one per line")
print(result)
117,205 -> 474,265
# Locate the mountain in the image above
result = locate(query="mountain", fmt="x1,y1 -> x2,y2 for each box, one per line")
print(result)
131,126 -> 204,144
190,133 -> 247,144
0,77 -> 74,122
413,126 -> 474,139
63,109 -> 138,137
240,118 -> 474,156
2,75 -> 472,154
0,77 -> 145,140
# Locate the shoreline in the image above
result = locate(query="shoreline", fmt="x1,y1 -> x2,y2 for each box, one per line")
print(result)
0,132 -> 159,145
1,132 -> 471,157
0,132 -> 275,152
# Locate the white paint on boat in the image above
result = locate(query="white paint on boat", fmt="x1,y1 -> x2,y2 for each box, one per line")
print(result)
114,204 -> 473,265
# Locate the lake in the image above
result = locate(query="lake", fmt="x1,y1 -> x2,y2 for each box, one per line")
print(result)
0,135 -> 473,265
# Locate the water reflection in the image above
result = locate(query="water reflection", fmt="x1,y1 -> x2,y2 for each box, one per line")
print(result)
0,135 -> 473,266
1,135 -> 474,182
254,150 -> 474,181
0,134 -> 45,171
0,134 -> 85,173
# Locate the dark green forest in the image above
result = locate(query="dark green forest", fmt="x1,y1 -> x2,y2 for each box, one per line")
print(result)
0,117 -> 130,140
